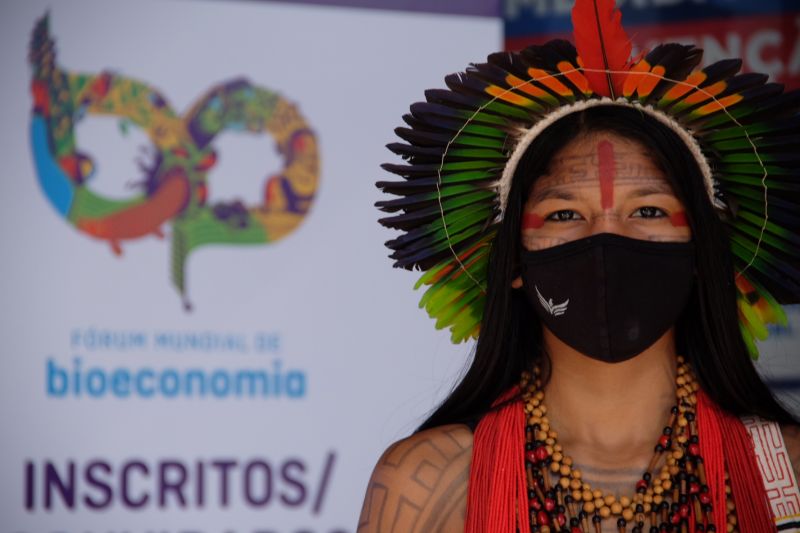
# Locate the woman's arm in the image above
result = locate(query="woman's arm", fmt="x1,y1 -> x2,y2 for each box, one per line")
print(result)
357,424 -> 473,533
782,424 -> 800,481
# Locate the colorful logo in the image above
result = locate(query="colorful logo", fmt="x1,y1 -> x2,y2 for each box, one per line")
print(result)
27,15 -> 320,309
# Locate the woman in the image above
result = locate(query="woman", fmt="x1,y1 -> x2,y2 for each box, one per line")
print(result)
359,2 -> 800,531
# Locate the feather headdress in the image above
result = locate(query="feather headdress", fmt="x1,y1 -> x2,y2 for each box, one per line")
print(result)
377,0 -> 800,355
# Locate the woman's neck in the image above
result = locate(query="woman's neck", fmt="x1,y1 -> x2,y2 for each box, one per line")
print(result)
542,327 -> 678,466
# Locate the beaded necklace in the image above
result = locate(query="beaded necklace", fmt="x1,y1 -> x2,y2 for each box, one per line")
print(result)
521,357 -> 738,533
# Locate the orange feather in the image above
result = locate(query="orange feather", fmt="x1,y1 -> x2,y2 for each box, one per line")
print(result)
571,0 -> 632,98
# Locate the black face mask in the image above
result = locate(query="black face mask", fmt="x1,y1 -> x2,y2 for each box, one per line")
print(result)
520,233 -> 695,363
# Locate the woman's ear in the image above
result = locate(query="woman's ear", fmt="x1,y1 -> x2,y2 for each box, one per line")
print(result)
511,276 -> 523,289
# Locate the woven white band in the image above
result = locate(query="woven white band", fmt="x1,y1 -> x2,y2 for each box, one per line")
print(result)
496,98 -> 720,216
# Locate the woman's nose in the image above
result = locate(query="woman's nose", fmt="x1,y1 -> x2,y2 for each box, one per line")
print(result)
587,212 -> 627,237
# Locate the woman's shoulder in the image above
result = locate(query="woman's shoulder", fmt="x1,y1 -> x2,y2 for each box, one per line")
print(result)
357,424 -> 474,533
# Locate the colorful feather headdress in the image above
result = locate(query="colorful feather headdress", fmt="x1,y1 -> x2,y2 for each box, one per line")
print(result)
377,0 -> 800,356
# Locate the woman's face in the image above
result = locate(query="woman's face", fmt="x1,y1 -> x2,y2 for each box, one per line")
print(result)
520,131 -> 692,252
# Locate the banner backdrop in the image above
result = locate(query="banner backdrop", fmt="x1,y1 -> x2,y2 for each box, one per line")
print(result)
0,1 -> 501,531
3,1 -> 799,531
505,0 -> 800,90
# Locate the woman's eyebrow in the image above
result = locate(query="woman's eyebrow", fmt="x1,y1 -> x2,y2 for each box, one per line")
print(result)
529,187 -> 579,204
628,184 -> 675,197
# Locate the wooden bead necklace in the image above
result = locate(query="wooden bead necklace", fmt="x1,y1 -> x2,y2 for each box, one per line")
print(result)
521,357 -> 738,533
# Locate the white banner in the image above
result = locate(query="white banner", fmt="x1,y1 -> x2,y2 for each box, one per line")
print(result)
0,1 -> 502,531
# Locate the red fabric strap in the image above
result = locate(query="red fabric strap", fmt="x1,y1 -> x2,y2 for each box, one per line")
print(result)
465,387 -> 530,533
466,387 -> 777,532
696,390 -> 727,529
696,389 -> 776,532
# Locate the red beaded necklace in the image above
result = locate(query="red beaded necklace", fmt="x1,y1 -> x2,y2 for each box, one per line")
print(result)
520,357 -> 738,533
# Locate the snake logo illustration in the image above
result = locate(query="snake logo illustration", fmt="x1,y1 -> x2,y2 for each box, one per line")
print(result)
27,15 -> 320,309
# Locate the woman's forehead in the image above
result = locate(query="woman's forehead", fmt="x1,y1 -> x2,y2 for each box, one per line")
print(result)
531,131 -> 673,197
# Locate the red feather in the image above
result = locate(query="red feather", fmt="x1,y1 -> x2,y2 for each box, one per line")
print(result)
571,0 -> 632,98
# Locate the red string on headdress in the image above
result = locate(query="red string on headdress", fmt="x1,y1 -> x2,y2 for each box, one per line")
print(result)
465,387 -> 530,533
696,389 -> 776,532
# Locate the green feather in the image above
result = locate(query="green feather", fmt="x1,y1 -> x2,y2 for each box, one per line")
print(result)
738,297 -> 770,340
732,220 -> 793,254
720,175 -> 800,191
720,164 -> 794,176
739,322 -> 759,359
447,147 -> 507,159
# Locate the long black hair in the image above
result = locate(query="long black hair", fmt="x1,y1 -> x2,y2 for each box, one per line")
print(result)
418,105 -> 797,431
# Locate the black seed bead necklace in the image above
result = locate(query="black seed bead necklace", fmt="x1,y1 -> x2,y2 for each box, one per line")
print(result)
520,357 -> 738,533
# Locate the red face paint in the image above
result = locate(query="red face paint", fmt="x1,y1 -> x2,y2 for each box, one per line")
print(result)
597,140 -> 615,210
522,213 -> 545,229
670,211 -> 689,227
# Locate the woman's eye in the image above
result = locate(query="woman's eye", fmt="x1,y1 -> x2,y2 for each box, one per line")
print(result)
632,206 -> 667,218
546,209 -> 582,222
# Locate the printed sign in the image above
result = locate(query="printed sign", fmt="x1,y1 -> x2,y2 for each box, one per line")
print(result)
29,15 -> 319,307
0,1 -> 501,531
